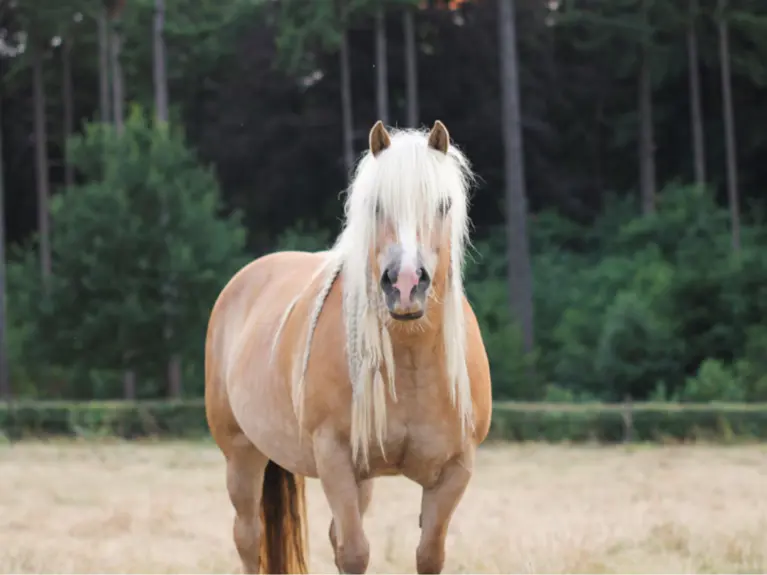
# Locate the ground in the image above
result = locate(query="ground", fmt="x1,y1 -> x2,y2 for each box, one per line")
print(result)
1,440 -> 765,574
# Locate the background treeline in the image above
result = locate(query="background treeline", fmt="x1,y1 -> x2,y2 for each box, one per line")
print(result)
1,0 -> 767,404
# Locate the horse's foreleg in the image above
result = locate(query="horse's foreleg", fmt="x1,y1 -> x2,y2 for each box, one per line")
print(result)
329,479 -> 374,572
315,433 -> 370,574
416,449 -> 474,574
226,437 -> 269,574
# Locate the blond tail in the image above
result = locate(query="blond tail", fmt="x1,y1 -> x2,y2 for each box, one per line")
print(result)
259,461 -> 309,574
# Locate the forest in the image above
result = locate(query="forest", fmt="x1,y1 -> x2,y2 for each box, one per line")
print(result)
1,0 -> 767,404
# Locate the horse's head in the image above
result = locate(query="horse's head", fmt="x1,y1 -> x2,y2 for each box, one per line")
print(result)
342,120 -> 472,324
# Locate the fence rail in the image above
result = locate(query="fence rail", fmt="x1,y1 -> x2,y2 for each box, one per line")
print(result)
1,399 -> 767,443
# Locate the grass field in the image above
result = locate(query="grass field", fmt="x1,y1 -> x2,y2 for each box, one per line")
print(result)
1,440 -> 765,574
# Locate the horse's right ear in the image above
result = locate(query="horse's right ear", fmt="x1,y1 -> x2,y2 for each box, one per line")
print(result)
369,121 -> 391,157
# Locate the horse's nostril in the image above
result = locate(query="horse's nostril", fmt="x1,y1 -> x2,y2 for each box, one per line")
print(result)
380,268 -> 396,290
417,267 -> 430,286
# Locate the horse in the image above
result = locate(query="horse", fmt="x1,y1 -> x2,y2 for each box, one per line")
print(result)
204,119 -> 492,574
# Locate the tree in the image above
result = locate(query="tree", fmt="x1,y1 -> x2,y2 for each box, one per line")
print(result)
375,5 -> 389,124
153,0 -> 168,124
498,0 -> 534,353
717,0 -> 740,251
687,0 -> 706,188
637,0 -> 656,214
0,70 -> 9,399
109,0 -> 126,133
14,1 -> 84,284
403,4 -> 419,127
61,10 -> 84,189
31,41 -> 52,283
97,5 -> 111,123
151,0 -> 182,397
16,108 -> 248,398
340,26 -> 355,175
275,0 -> 359,175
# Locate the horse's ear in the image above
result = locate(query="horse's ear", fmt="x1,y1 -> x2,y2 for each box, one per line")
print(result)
427,120 -> 450,154
369,121 -> 391,157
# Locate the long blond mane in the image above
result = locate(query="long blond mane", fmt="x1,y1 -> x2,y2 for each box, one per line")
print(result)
279,124 -> 476,470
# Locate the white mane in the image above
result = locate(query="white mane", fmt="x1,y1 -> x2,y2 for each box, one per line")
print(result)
282,126 -> 476,470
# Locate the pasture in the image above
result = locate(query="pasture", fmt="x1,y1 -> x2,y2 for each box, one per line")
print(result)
1,440 -> 765,574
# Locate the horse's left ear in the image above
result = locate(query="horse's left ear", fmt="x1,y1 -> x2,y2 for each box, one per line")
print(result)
427,120 -> 450,154
369,120 -> 391,157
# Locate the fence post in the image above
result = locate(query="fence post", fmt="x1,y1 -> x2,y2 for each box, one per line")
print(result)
622,394 -> 634,443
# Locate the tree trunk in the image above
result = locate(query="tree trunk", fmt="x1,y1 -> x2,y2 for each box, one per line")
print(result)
153,0 -> 181,397
98,7 -> 111,124
153,0 -> 169,124
638,1 -> 656,215
687,0 -> 706,188
498,0 -> 534,353
340,30 -> 355,176
403,7 -> 419,128
375,7 -> 389,125
32,43 -> 52,283
110,24 -> 125,134
0,88 -> 10,399
62,36 -> 75,189
718,0 -> 740,251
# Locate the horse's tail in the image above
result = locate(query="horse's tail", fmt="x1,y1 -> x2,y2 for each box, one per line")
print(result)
259,460 -> 309,574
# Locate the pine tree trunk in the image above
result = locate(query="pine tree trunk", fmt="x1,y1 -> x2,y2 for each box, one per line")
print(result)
153,0 -> 169,124
638,1 -> 656,216
403,7 -> 419,128
153,0 -> 181,397
718,0 -> 740,251
687,0 -> 706,187
32,44 -> 52,283
62,37 -> 75,189
110,24 -> 125,134
108,8 -> 129,394
0,91 -> 9,399
375,7 -> 389,125
340,30 -> 354,176
498,0 -> 534,353
98,7 -> 111,124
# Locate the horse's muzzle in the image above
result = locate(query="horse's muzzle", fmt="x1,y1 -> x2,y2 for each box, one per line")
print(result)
380,263 -> 430,320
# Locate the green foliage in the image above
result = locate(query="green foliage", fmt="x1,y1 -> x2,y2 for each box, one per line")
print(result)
464,184 -> 767,402
491,401 -> 767,443
595,291 -> 680,400
9,107 -> 248,398
0,400 -> 210,440
274,0 -> 419,73
680,359 -> 746,403
465,235 -> 542,400
275,220 -> 333,252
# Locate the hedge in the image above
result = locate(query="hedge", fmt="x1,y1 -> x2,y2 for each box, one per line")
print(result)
1,399 -> 767,442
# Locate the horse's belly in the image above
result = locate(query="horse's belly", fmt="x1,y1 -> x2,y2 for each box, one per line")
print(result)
228,368 -> 319,477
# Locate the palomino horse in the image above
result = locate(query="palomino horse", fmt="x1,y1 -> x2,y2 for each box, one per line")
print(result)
204,120 -> 492,574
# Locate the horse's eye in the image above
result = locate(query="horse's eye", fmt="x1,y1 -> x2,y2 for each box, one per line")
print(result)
375,201 -> 383,219
438,197 -> 452,217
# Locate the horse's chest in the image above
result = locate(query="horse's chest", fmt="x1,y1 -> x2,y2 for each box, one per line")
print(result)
363,387 -> 464,488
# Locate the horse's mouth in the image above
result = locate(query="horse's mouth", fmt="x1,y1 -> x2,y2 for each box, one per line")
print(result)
389,310 -> 424,321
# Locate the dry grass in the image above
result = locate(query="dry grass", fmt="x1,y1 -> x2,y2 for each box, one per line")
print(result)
1,440 -> 765,574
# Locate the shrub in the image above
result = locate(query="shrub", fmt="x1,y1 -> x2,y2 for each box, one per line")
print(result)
680,359 -> 745,403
